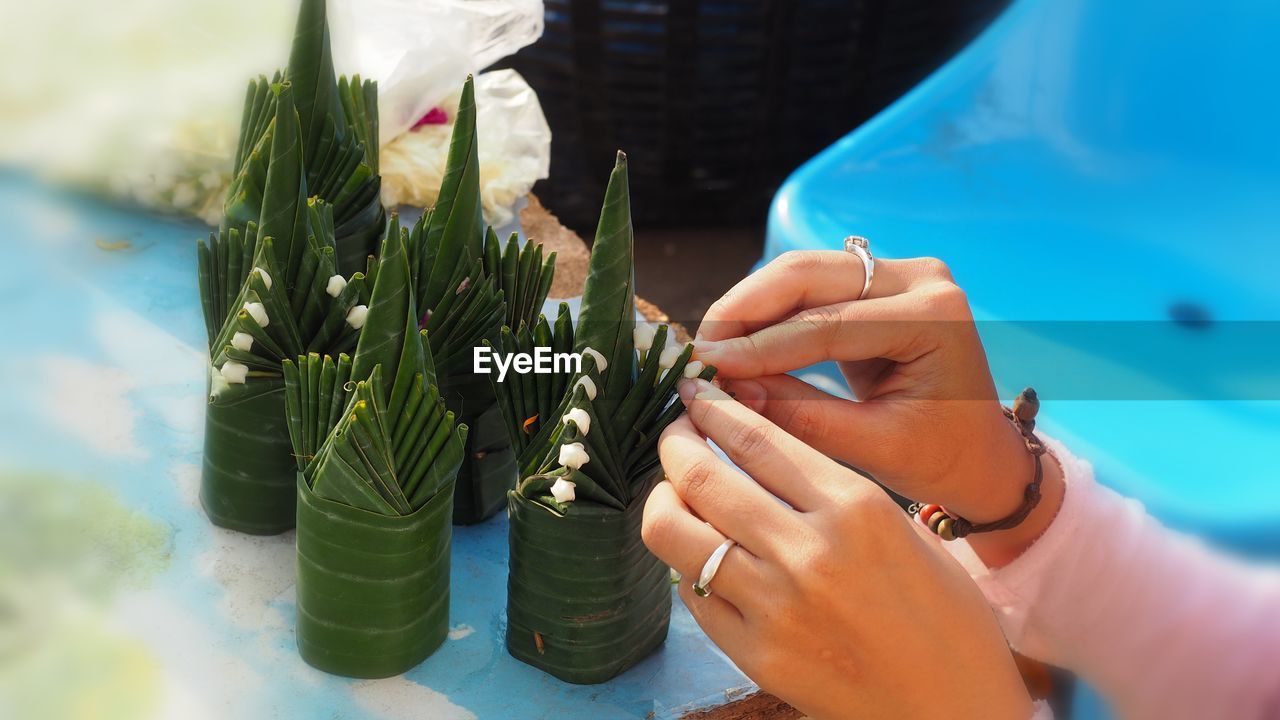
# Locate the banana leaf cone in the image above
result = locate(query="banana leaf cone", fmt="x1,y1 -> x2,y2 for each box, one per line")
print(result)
225,0 -> 384,276
505,466 -> 670,684
201,371 -> 295,533
489,154 -> 716,683
405,77 -> 556,525
198,83 -> 368,534
287,224 -> 467,678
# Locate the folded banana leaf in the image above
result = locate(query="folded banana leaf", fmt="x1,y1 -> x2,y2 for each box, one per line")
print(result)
505,468 -> 670,685
490,154 -> 716,682
296,472 -> 452,679
404,77 -> 556,525
286,223 -> 466,678
225,0 -> 384,275
199,82 -> 367,535
201,372 -> 295,533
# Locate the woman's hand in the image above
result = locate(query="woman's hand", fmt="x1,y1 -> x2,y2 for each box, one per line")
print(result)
645,380 -> 1032,719
691,251 -> 1063,564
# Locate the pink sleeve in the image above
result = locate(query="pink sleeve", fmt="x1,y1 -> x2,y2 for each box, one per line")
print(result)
943,438 -> 1280,720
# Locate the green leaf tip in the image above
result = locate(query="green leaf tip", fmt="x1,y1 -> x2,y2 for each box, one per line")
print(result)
574,153 -> 637,419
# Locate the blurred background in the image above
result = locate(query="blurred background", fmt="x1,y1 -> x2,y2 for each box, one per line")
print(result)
498,0 -> 1010,322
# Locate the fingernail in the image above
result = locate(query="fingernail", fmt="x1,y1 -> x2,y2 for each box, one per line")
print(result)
692,339 -> 718,359
677,378 -> 698,406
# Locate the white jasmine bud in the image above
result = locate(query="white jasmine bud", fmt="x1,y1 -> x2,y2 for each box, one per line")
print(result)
683,360 -> 705,379
326,275 -> 347,298
633,323 -> 657,353
254,267 -> 272,290
562,408 -> 591,436
243,302 -> 269,327
346,305 -> 369,330
581,346 -> 608,372
574,376 -> 597,400
550,478 -> 577,504
658,345 -> 684,369
231,332 -> 254,352
220,361 -> 249,385
558,442 -> 590,470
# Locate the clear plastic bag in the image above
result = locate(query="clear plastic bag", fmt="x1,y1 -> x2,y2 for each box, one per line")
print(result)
380,69 -> 552,227
329,0 -> 545,144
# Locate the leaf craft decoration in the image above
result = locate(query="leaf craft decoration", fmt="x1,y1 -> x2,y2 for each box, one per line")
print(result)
223,0 -> 384,276
487,153 -> 716,683
403,76 -> 556,524
284,225 -> 467,678
198,82 -> 370,535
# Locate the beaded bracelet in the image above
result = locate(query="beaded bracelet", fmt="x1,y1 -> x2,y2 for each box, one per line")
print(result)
909,388 -> 1047,541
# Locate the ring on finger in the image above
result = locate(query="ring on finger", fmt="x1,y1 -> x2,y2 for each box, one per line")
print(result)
693,538 -> 738,598
843,235 -> 875,300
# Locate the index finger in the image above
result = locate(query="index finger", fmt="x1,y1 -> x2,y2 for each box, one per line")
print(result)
658,414 -> 801,559
679,379 -> 848,511
698,251 -> 925,342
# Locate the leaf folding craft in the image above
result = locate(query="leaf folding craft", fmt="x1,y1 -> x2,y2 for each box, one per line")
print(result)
198,83 -> 369,535
405,76 -> 556,525
489,153 -> 716,684
224,0 -> 384,276
285,225 -> 467,679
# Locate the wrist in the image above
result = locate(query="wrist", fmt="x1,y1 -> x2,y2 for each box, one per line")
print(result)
932,405 -> 1065,568
966,449 -> 1064,568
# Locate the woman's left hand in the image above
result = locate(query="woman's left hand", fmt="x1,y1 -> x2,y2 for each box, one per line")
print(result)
644,378 -> 1031,720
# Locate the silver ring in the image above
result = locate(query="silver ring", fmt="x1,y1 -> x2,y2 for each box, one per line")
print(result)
844,235 -> 875,300
692,538 -> 737,598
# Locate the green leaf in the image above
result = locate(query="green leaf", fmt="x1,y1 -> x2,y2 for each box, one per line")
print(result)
287,0 -> 346,163
296,474 -> 453,678
255,82 -> 310,286
574,152 -> 637,420
505,479 -> 671,684
351,227 -> 416,395
418,76 -> 483,308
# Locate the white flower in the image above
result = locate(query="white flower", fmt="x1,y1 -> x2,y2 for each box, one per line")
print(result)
658,345 -> 684,369
243,302 -> 269,327
550,478 -> 577,504
231,332 -> 254,352
581,346 -> 608,372
219,361 -> 249,385
254,267 -> 272,290
562,408 -> 591,436
558,442 -> 589,470
346,305 -> 368,330
326,275 -> 347,298
633,323 -> 657,353
683,360 -> 705,379
574,376 -> 597,400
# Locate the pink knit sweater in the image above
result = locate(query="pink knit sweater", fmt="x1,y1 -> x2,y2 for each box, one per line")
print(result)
942,439 -> 1280,720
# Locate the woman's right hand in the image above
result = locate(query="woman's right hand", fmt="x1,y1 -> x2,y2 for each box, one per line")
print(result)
645,379 -> 1033,719
691,250 -> 1063,564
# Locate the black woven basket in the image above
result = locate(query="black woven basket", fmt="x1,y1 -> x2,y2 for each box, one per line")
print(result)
499,0 -> 1008,231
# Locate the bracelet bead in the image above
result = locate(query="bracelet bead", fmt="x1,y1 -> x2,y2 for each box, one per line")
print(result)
936,517 -> 956,541
915,388 -> 1046,542
919,503 -> 944,525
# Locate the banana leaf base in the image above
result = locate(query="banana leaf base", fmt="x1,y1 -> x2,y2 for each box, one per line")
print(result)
444,376 -> 516,525
505,489 -> 672,684
295,475 -> 454,678
201,380 -> 296,535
